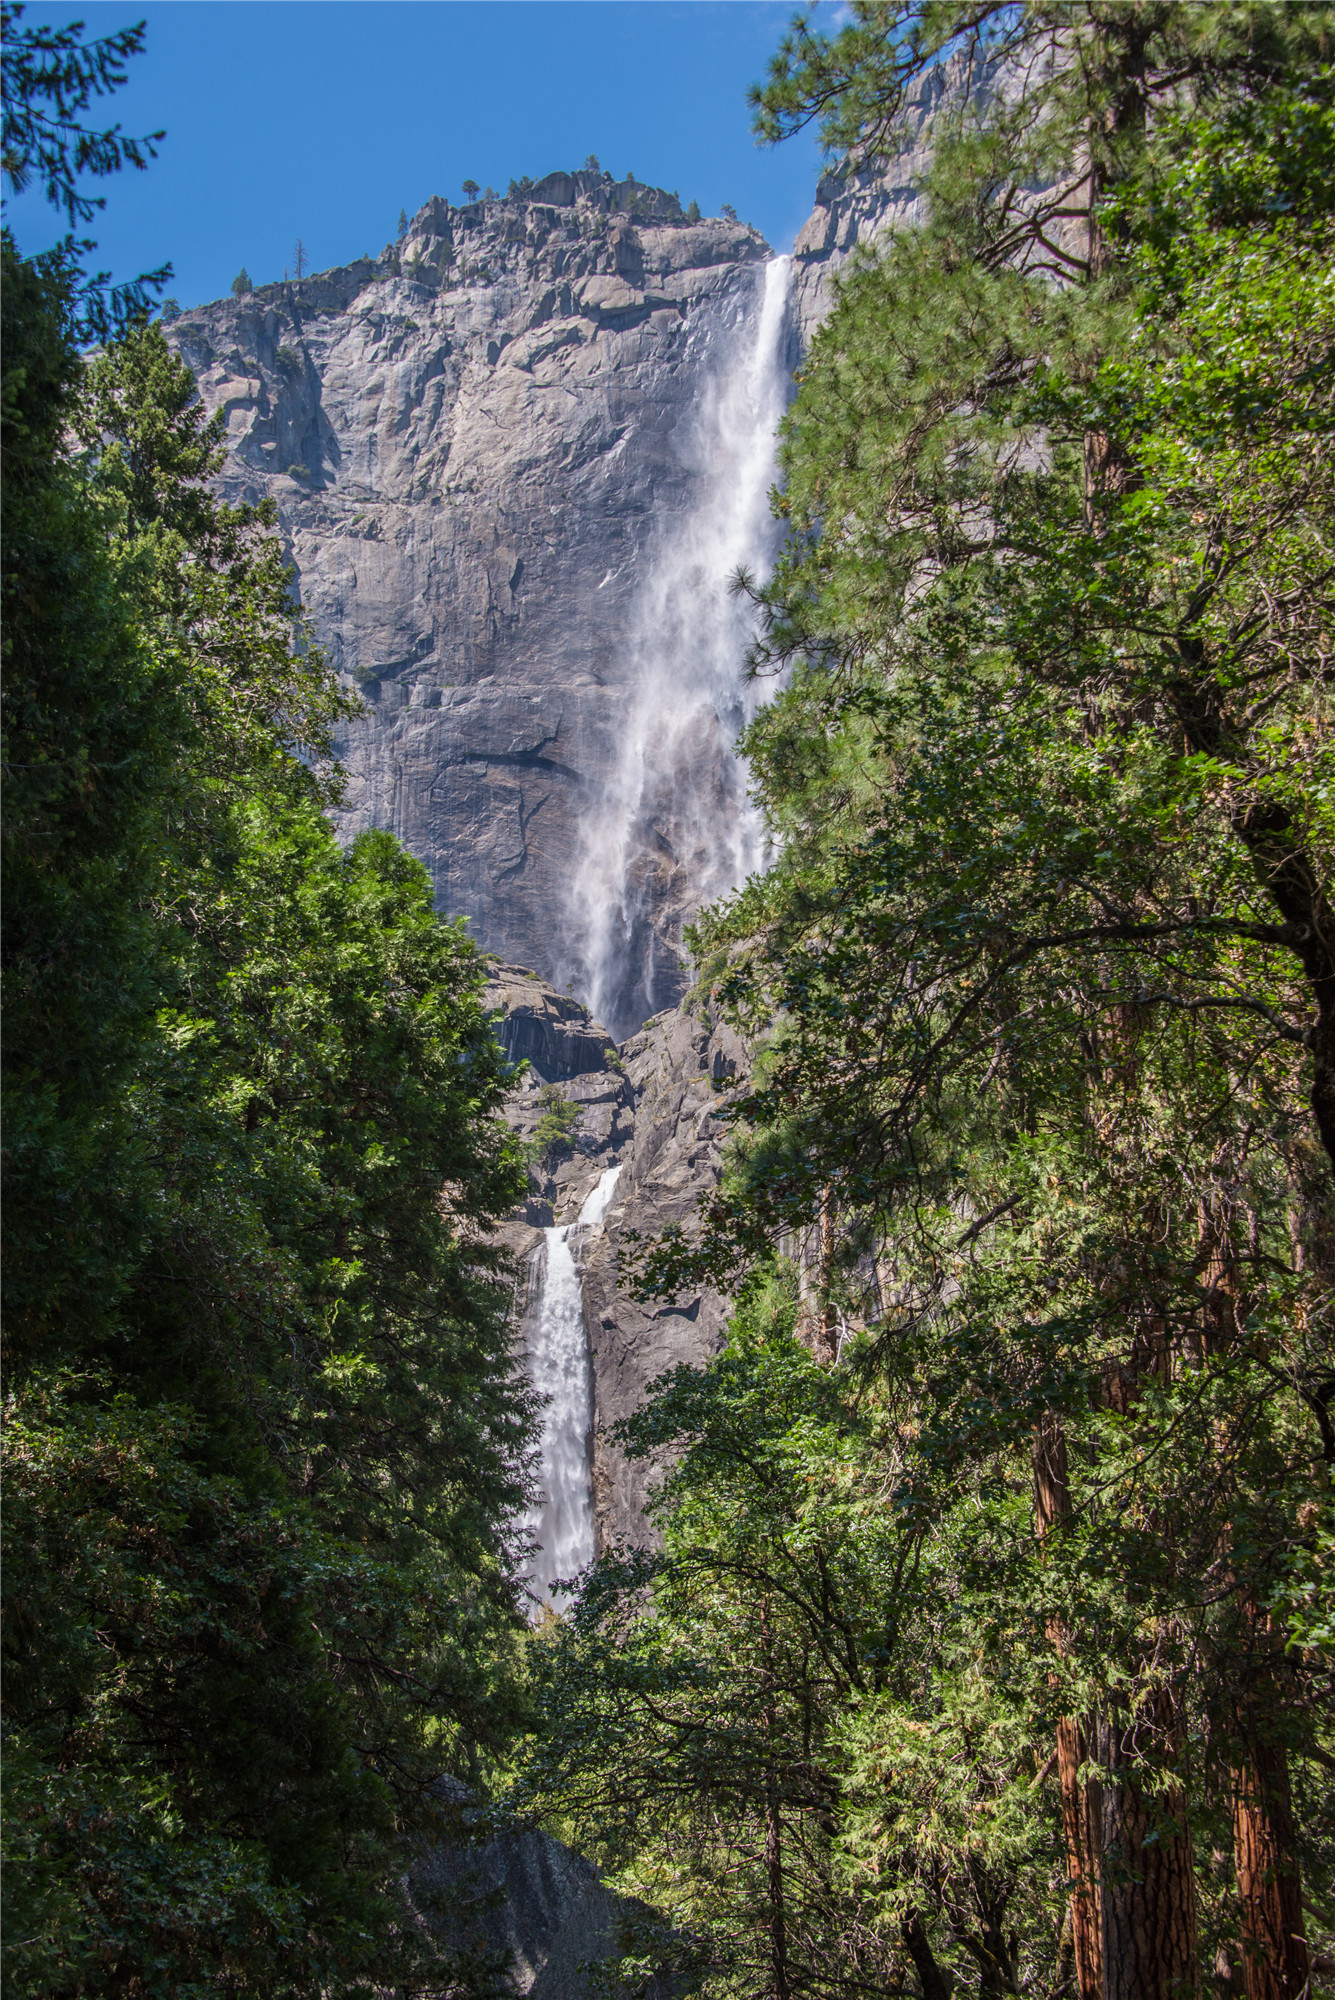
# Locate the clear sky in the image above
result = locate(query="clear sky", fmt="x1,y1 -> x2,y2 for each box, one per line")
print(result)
6,0 -> 832,311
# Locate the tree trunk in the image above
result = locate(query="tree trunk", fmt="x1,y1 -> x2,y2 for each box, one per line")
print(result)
1232,1695 -> 1309,2000
1034,1415 -> 1103,2000
1199,1210 -> 1310,1997
903,1910 -> 951,2000
796,1184 -> 838,1363
759,1596 -> 790,2000
1171,638 -> 1335,1174
764,1774 -> 789,2000
1098,1694 -> 1200,2000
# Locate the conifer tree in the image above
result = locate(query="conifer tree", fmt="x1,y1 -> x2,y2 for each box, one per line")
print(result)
2,19 -> 535,1993
528,9 -> 1335,1996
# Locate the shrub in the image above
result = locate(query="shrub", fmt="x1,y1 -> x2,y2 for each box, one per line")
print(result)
527,1084 -> 580,1169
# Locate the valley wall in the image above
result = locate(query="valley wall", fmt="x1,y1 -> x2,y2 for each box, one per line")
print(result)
168,152 -> 921,1555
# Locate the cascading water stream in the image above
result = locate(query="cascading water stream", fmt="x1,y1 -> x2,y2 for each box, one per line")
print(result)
523,1164 -> 622,1612
560,255 -> 793,1041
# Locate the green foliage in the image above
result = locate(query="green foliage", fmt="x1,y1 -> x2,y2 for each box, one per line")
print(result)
533,8 -> 1335,1993
1,3 -> 171,335
2,233 -> 534,2000
527,1083 -> 581,1170
686,197 -> 701,223
231,264 -> 251,295
0,0 -> 163,222
520,1275 -> 1068,1993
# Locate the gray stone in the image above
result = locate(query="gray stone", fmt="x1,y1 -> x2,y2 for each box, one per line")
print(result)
483,962 -> 744,1552
169,180 -> 772,1028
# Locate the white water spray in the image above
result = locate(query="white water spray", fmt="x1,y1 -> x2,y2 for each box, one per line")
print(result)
562,256 -> 792,1041
524,1165 -> 622,1611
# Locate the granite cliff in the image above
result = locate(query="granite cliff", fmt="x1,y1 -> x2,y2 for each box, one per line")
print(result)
165,138 -> 937,2000
167,155 -> 924,1545
168,171 -> 788,1040
483,962 -> 743,1556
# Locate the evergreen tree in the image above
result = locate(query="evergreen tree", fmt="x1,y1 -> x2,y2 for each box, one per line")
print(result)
230,264 -> 251,294
2,22 -> 535,1993
531,9 -> 1335,1996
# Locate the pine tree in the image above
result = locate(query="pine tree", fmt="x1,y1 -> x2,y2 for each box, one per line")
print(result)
230,264 -> 251,294
532,8 -> 1335,1995
2,24 -> 535,1992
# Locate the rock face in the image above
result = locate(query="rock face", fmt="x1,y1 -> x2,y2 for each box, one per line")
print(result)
166,143 -> 941,1041
484,963 -> 744,1553
412,1820 -> 651,2000
168,174 -> 786,1036
167,138 -> 938,1548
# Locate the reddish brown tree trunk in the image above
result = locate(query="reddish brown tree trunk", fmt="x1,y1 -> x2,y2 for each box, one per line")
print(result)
1098,1692 -> 1200,2000
1232,1688 -> 1309,2000
1034,1415 -> 1103,2000
1199,1213 -> 1310,1997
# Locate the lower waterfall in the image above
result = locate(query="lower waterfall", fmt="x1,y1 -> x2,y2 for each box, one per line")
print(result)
560,254 -> 793,1042
524,1165 -> 622,1612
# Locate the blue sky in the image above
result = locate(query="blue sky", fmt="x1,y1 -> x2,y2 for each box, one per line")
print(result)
7,1 -> 832,311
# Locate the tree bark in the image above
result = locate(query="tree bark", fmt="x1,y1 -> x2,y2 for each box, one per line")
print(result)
759,1596 -> 790,2000
764,1775 -> 789,2000
796,1184 -> 839,1363
1231,1674 -> 1309,2000
1199,1208 -> 1311,1997
1034,1415 -> 1103,2000
1171,641 -> 1335,1174
903,1910 -> 952,2000
1098,1692 -> 1200,2000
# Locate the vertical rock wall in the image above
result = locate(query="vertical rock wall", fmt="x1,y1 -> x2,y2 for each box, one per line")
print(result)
168,175 -> 779,1020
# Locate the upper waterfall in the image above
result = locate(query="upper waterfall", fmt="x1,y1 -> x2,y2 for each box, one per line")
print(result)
167,183 -> 790,1017
558,255 -> 793,1042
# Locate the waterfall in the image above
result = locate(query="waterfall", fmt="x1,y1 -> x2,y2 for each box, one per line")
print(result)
524,1164 -> 622,1611
561,255 -> 793,1042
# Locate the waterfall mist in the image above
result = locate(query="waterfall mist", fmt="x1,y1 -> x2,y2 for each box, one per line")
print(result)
523,1165 -> 622,1612
560,256 -> 793,1043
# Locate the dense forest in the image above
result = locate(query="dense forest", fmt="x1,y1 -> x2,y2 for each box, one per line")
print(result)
2,9 -> 535,1992
522,6 -> 1335,1998
2,4 -> 1332,2000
